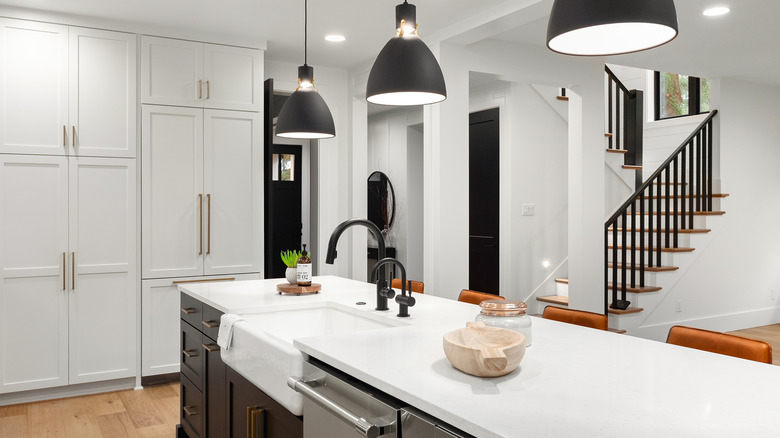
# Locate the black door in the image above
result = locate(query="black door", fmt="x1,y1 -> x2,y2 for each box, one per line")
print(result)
268,145 -> 303,278
469,108 -> 500,294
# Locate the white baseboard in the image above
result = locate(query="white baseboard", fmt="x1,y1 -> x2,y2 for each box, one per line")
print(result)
0,377 -> 137,406
630,306 -> 780,342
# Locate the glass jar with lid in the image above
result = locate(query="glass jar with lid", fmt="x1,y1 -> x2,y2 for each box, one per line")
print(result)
475,300 -> 532,346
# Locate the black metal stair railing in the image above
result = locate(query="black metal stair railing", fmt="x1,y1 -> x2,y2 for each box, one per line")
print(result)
604,110 -> 718,313
606,66 -> 645,189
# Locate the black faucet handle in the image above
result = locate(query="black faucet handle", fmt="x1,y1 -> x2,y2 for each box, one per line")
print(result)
380,286 -> 396,300
396,294 -> 415,307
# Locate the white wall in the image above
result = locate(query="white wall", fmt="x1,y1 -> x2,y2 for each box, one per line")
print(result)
265,60 -> 350,276
366,107 -> 424,279
631,79 -> 780,339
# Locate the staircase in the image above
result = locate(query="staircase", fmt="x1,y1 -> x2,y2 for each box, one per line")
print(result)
536,67 -> 724,335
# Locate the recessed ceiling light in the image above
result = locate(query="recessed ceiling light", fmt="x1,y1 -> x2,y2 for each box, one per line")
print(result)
324,34 -> 346,42
703,6 -> 730,16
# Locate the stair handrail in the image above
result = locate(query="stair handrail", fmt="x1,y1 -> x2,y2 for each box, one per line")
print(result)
605,66 -> 644,188
605,109 -> 718,226
604,109 -> 719,315
605,66 -> 629,94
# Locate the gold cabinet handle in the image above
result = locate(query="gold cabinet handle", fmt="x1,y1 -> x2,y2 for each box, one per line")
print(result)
173,277 -> 236,285
183,405 -> 198,416
247,406 -> 265,438
206,80 -> 210,99
206,194 -> 211,255
62,252 -> 66,290
182,349 -> 199,358
71,126 -> 75,147
202,320 -> 219,329
198,194 -> 203,255
181,307 -> 197,315
63,125 -> 67,147
71,252 -> 75,290
202,343 -> 220,352
198,80 -> 202,99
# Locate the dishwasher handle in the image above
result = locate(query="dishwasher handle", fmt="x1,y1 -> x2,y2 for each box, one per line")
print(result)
287,377 -> 383,438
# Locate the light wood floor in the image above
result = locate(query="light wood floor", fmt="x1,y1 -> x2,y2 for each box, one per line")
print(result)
728,323 -> 780,365
0,382 -> 179,438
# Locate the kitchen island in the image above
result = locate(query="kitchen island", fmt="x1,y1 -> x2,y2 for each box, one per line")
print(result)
180,276 -> 780,437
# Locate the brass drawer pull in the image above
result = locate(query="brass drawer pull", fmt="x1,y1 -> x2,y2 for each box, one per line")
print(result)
182,349 -> 199,358
173,277 -> 236,285
63,125 -> 67,147
198,80 -> 202,99
247,406 -> 264,438
202,320 -> 219,329
181,307 -> 198,315
71,252 -> 75,290
62,252 -> 66,290
202,343 -> 220,352
198,193 -> 203,255
71,126 -> 75,147
183,405 -> 198,416
206,80 -> 210,99
206,194 -> 211,254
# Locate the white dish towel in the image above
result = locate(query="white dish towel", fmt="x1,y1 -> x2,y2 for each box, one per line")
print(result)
217,314 -> 246,350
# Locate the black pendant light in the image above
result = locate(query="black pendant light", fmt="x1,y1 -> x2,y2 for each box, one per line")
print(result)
276,0 -> 335,139
366,1 -> 446,106
546,0 -> 678,56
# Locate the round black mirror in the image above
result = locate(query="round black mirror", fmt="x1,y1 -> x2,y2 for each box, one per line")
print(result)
367,171 -> 395,231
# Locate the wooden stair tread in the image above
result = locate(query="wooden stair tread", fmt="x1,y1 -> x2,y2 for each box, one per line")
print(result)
609,263 -> 679,272
606,149 -> 628,154
608,328 -> 627,334
556,96 -> 569,101
536,295 -> 569,306
622,165 -> 642,170
608,227 -> 711,234
608,306 -> 643,315
554,278 -> 569,284
605,133 -> 613,138
608,244 -> 695,253
607,283 -> 662,293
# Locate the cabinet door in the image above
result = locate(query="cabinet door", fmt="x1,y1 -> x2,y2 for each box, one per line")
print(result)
142,105 -> 204,278
69,28 -> 137,158
0,155 -> 69,393
203,44 -> 263,112
0,19 -> 69,155
141,36 -> 203,107
68,157 -> 137,384
227,367 -> 303,438
203,110 -> 262,275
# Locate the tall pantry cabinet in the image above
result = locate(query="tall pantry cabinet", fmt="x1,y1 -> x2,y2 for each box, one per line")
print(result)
0,19 -> 137,393
140,36 -> 264,377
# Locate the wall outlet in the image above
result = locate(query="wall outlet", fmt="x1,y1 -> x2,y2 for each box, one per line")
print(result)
675,300 -> 682,312
522,204 -> 535,216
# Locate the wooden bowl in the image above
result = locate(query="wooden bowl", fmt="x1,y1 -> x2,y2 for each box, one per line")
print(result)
443,321 -> 526,377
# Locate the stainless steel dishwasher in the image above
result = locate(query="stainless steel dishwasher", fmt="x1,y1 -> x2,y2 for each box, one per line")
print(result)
288,359 -> 402,438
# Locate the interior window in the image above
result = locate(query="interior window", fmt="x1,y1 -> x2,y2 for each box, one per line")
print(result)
654,72 -> 709,120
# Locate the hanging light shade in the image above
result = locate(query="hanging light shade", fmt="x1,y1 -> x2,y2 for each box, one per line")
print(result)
546,0 -> 678,56
366,1 -> 446,106
276,0 -> 335,139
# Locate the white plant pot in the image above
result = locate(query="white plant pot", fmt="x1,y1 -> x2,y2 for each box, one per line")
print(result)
285,267 -> 297,284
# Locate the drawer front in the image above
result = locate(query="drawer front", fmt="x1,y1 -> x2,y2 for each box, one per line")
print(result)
180,292 -> 203,328
201,303 -> 223,342
181,374 -> 204,438
181,320 -> 205,390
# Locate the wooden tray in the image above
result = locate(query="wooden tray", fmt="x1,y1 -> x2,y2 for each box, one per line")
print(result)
276,283 -> 321,295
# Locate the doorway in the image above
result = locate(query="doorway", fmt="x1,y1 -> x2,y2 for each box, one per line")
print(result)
469,108 -> 500,294
268,145 -> 303,278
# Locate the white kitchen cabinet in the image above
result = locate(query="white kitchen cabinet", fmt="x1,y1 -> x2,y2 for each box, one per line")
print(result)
141,273 -> 260,377
0,19 -> 136,157
141,36 -> 263,112
142,105 -> 262,279
0,155 -> 137,393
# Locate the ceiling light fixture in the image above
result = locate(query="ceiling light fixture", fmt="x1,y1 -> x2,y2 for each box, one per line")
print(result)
324,34 -> 346,42
366,0 -> 446,106
546,0 -> 679,56
703,6 -> 730,17
276,0 -> 336,139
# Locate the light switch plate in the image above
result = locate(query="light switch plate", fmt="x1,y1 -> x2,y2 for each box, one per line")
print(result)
522,204 -> 535,216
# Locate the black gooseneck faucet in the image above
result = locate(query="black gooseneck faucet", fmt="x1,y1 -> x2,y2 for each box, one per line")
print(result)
370,258 -> 415,317
325,218 -> 389,310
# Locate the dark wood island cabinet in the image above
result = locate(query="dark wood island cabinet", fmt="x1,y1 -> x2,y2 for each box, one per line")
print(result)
178,292 -> 303,438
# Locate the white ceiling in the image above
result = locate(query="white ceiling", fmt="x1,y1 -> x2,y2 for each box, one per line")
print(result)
1,0 -> 778,85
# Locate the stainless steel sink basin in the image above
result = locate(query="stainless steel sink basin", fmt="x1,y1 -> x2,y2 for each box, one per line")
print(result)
221,301 -> 407,415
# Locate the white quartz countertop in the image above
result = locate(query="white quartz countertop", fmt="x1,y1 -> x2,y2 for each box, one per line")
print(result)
180,276 -> 780,437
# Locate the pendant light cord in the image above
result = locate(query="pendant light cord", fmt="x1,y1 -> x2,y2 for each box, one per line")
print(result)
304,0 -> 308,66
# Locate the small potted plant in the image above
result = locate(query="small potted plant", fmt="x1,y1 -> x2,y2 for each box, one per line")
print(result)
281,250 -> 301,284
